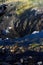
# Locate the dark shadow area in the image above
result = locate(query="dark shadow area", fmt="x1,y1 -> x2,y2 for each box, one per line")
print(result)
0,4 -> 7,16
0,47 -> 43,65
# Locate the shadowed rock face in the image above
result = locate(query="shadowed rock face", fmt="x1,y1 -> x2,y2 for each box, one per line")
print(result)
0,7 -> 43,38
14,8 -> 43,37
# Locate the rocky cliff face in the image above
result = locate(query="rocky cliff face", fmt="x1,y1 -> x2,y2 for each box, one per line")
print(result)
14,8 -> 43,37
0,3 -> 43,38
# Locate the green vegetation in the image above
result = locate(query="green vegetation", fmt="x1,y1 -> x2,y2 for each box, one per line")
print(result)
16,0 -> 43,15
16,1 -> 33,15
28,0 -> 43,7
29,43 -> 39,48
